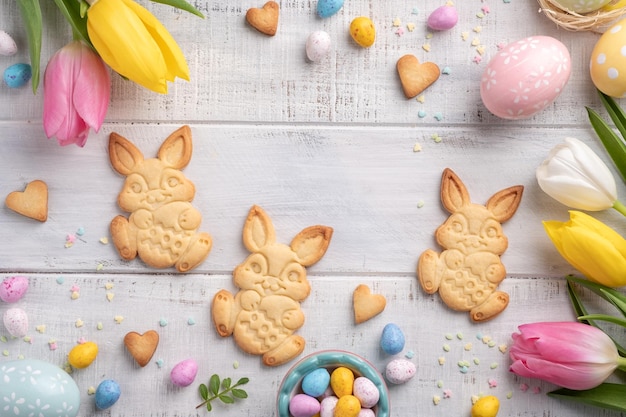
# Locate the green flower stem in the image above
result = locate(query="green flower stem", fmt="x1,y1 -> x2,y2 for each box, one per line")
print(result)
619,357 -> 626,372
613,200 -> 626,217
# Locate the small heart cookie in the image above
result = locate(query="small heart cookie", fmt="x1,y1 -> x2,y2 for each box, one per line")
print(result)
5,180 -> 48,222
353,284 -> 386,324
246,1 -> 279,36
124,330 -> 159,367
396,54 -> 440,99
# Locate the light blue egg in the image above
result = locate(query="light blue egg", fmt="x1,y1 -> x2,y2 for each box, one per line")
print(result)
380,323 -> 405,355
317,0 -> 344,18
301,367 -> 330,397
95,379 -> 121,410
0,359 -> 80,417
3,63 -> 31,88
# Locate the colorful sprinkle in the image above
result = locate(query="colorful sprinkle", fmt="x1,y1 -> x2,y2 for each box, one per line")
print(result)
417,200 -> 425,209
114,315 -> 124,324
438,356 -> 446,365
533,386 -> 541,394
418,110 -> 427,118
488,378 -> 498,388
99,237 -> 109,244
75,319 -> 84,328
498,344 -> 508,353
87,386 -> 96,395
187,317 -> 196,325
473,358 -> 480,365
97,322 -> 104,330
106,293 -> 114,302
48,340 -> 57,350
445,333 -> 454,340
464,343 -> 472,351
433,395 -> 441,405
442,66 -> 452,75
392,17 -> 401,27
434,113 -> 443,121
156,359 -> 164,368
76,227 -> 85,236
456,332 -> 463,340
405,350 -> 415,358
395,28 -> 405,37
406,23 -> 416,32
105,282 -> 114,290
2,350 -> 9,356
436,380 -> 444,388
413,143 -> 422,152
490,362 -> 498,369
507,391 -> 513,399
443,389 -> 452,398
35,325 -> 46,333
520,383 -> 529,392
233,360 -> 240,369
416,95 -> 425,103
422,43 -> 431,52
443,344 -> 450,352
159,318 -> 168,327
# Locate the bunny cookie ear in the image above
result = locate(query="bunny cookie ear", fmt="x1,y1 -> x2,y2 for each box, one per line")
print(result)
440,168 -> 470,213
291,226 -> 333,267
109,132 -> 144,175
242,205 -> 277,252
487,185 -> 524,223
158,125 -> 193,169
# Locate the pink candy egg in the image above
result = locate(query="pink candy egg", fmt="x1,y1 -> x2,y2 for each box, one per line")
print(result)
480,36 -> 571,120
170,358 -> 198,387
0,276 -> 29,303
3,307 -> 29,337
427,5 -> 458,31
289,393 -> 321,417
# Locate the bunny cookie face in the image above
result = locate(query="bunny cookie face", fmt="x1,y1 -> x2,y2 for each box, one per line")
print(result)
418,168 -> 523,322
109,126 -> 212,273
212,205 -> 333,366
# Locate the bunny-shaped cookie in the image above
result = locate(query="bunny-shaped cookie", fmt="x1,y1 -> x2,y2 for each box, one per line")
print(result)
109,125 -> 212,273
212,205 -> 332,366
418,168 -> 523,322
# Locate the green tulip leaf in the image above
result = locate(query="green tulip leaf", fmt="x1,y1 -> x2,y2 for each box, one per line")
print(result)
16,0 -> 42,94
598,91 -> 626,145
52,0 -> 91,46
548,383 -> 626,412
567,278 -> 590,321
578,313 -> 626,328
587,106 -> 626,184
150,0 -> 205,18
567,276 -> 626,317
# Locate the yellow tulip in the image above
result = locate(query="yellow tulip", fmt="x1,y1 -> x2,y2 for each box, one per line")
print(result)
86,0 -> 189,93
544,211 -> 626,287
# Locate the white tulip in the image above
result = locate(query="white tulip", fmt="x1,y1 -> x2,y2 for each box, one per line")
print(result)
536,137 -> 617,211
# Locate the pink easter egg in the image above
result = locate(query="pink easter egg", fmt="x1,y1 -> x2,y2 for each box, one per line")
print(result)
0,276 -> 29,303
480,36 -> 571,120
3,307 -> 29,337
427,5 -> 458,31
170,358 -> 198,387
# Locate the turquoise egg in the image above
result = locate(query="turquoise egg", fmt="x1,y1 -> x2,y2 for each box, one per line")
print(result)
301,367 -> 330,397
3,63 -> 31,88
0,359 -> 80,417
317,0 -> 344,18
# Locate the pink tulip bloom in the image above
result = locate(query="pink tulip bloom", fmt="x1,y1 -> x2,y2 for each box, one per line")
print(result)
510,322 -> 626,390
43,41 -> 110,147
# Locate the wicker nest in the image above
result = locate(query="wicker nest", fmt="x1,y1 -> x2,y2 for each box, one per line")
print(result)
537,0 -> 626,32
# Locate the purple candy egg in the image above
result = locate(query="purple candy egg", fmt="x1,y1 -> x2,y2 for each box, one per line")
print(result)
0,276 -> 29,303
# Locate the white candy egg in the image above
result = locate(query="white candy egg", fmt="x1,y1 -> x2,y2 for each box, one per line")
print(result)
480,36 -> 571,120
590,18 -> 626,98
551,0 -> 612,13
306,31 -> 331,62
3,307 -> 29,337
0,30 -> 17,56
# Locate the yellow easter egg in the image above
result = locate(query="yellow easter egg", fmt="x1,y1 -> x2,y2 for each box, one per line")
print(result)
471,395 -> 500,417
334,395 -> 361,417
603,0 -> 626,10
330,366 -> 355,397
590,18 -> 626,98
68,341 -> 98,369
350,17 -> 376,48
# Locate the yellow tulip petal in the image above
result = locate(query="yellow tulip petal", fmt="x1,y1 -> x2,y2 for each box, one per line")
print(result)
569,211 -> 626,259
121,0 -> 189,82
87,0 -> 168,93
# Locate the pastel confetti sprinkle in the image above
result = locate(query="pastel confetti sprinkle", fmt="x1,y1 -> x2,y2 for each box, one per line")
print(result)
417,200 -> 425,209
488,378 -> 498,388
426,32 -> 433,39
473,26 -> 483,33
418,110 -> 427,118
99,237 -> 109,244
461,31 -> 469,41
405,350 -> 415,358
443,344 -> 450,352
66,234 -> 76,243
187,317 -> 196,325
106,293 -> 114,302
87,386 -> 96,395
476,46 -> 486,55
0,336 -> 6,343
422,43 -> 431,52
76,227 -> 85,236
233,360 -> 240,369
432,134 -> 442,143
56,276 -> 65,284
471,395 -> 479,405
156,359 -> 164,368
392,17 -> 401,27
445,333 -> 454,340
507,391 -> 513,399
520,383 -> 529,392
2,350 -> 9,356
490,362 -> 498,369
459,366 -> 469,374
442,66 -> 452,75
413,143 -> 422,152
438,356 -> 446,365
416,95 -> 426,103
488,340 -> 496,347
498,344 -> 508,353
443,389 -> 452,398
23,336 -> 32,343
114,315 -> 124,324
456,332 -> 463,340
75,319 -> 84,328
533,386 -> 541,394
96,263 -> 104,271
482,336 -> 492,344
71,291 -> 80,300
412,7 -> 419,14
473,55 -> 483,64
36,325 -> 46,333
406,23 -> 415,32
395,28 -> 405,37
159,318 -> 168,327
464,343 -> 472,351
105,282 -> 114,290
471,38 -> 480,46
71,285 -> 80,292
473,358 -> 480,365
97,322 -> 103,330
482,5 -> 490,13
476,12 -> 484,18
434,113 -> 443,121
48,340 -> 58,350
433,395 -> 441,405
436,380 -> 444,388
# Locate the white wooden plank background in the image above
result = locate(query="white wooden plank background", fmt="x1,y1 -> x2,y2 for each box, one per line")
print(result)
0,0 -> 625,416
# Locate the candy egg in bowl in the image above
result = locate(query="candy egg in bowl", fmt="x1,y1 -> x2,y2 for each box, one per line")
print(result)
277,350 -> 390,417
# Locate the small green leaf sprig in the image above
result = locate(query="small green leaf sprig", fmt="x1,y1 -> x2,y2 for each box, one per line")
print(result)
196,374 -> 249,412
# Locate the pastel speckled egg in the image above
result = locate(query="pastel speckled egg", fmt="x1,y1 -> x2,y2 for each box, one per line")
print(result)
68,341 -> 98,369
427,5 -> 458,31
3,307 -> 28,337
0,30 -> 17,56
289,393 -> 321,417
170,358 -> 198,387
552,0 -> 611,12
0,359 -> 80,417
590,19 -> 626,98
306,31 -> 331,62
317,0 -> 344,18
302,367 -> 331,397
95,379 -> 121,410
480,36 -> 571,119
334,394 -> 361,417
320,395 -> 339,417
350,17 -> 376,48
357,409 -> 376,417
385,358 -> 416,385
3,63 -> 31,88
352,377 -> 379,408
330,366 -> 355,397
380,323 -> 405,355
0,275 -> 29,303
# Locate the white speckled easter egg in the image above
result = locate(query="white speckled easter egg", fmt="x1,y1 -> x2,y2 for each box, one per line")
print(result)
320,395 -> 339,417
552,0 -> 611,13
170,358 -> 198,387
3,307 -> 28,337
590,19 -> 626,98
352,377 -> 379,408
0,359 -> 80,417
0,30 -> 17,56
317,0 -> 344,18
0,275 -> 29,303
480,36 -> 571,120
384,358 -> 416,385
306,31 -> 331,62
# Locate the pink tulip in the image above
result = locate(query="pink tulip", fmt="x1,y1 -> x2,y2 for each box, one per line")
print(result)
510,322 -> 626,390
43,41 -> 110,147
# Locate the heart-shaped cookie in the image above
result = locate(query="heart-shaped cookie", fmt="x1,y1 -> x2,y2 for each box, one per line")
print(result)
396,54 -> 440,99
5,180 -> 48,222
353,284 -> 386,324
246,1 -> 279,36
124,330 -> 159,367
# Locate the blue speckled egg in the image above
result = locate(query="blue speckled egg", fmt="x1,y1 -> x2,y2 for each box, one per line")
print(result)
3,63 -> 31,88
317,0 -> 344,18
301,367 -> 330,397
0,359 -> 80,417
380,323 -> 405,355
95,379 -> 121,410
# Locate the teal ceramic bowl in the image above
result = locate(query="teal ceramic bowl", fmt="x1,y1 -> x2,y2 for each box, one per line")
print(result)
276,350 -> 390,417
